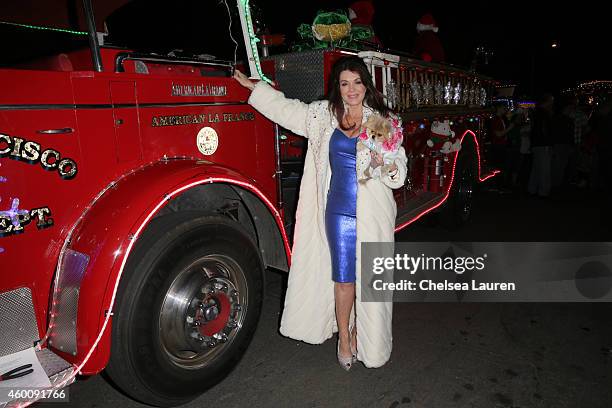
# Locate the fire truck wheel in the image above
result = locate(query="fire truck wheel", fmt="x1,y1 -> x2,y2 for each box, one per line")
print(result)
105,212 -> 263,407
440,150 -> 477,229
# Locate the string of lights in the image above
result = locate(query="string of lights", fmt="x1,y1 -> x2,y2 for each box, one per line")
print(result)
577,80 -> 612,89
0,21 -> 87,35
562,80 -> 612,94
239,0 -> 273,84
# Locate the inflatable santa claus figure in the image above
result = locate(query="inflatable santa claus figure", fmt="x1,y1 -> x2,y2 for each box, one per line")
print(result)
348,0 -> 383,47
413,13 -> 445,63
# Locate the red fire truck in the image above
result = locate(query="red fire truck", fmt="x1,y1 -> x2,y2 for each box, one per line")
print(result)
0,1 -> 498,406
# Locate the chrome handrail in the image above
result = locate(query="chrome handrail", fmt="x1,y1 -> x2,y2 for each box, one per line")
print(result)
114,52 -> 234,73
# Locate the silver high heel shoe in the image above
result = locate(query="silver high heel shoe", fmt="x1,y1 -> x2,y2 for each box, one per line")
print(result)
337,335 -> 353,371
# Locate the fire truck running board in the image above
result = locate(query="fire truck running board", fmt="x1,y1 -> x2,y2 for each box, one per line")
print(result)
0,287 -> 75,407
0,348 -> 74,408
0,287 -> 39,358
396,191 -> 445,227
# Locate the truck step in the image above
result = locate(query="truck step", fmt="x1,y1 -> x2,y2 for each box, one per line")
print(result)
0,348 -> 74,408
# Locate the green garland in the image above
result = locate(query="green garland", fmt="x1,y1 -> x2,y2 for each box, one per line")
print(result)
239,0 -> 273,84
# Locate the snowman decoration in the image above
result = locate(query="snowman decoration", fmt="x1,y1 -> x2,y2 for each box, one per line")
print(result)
426,120 -> 461,154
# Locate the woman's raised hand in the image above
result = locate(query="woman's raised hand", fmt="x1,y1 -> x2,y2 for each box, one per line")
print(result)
233,69 -> 256,91
371,151 -> 398,174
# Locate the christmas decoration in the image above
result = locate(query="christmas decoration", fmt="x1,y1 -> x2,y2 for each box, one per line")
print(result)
479,87 -> 487,106
312,11 -> 351,41
348,0 -> 375,25
564,81 -> 612,106
471,82 -> 480,105
410,78 -> 423,106
453,82 -> 462,104
292,10 -> 374,51
414,13 -> 445,62
416,13 -> 438,33
434,79 -> 444,105
460,82 -> 469,105
385,80 -> 399,107
577,80 -> 612,90
444,80 -> 453,104
426,120 -> 461,154
423,78 -> 433,105
468,82 -> 477,105
347,0 -> 382,46
0,21 -> 87,36
238,0 -> 273,84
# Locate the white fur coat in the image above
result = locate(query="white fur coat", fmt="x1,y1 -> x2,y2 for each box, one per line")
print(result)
248,81 -> 408,368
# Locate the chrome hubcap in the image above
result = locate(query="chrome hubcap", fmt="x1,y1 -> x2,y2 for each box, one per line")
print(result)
159,255 -> 248,369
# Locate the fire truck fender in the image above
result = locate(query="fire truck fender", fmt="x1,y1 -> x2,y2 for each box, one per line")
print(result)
52,159 -> 290,375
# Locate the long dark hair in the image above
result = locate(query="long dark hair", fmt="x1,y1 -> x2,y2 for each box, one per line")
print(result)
327,56 -> 390,130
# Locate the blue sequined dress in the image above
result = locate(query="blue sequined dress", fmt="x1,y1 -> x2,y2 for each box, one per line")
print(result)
325,128 -> 358,283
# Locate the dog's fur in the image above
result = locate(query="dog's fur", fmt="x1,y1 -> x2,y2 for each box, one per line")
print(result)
357,114 -> 394,182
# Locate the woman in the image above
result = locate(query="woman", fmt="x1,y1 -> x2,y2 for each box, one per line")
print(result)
233,56 -> 407,370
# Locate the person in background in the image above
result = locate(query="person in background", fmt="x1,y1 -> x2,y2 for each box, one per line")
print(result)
585,98 -> 612,230
551,97 -> 575,188
505,108 -> 528,188
488,104 -> 514,188
528,94 -> 555,197
517,109 -> 533,188
564,96 -> 590,187
413,13 -> 445,63
591,98 -> 612,192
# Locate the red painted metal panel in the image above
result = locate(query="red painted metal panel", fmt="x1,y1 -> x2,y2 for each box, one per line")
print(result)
110,81 -> 141,163
0,75 -> 82,337
0,70 -> 74,105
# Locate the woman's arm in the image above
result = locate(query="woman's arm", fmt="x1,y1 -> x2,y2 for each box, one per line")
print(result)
379,146 -> 408,189
233,70 -> 309,137
377,113 -> 407,189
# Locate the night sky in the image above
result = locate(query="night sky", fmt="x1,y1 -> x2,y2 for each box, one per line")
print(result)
101,0 -> 612,97
3,0 -> 607,98
254,0 -> 608,97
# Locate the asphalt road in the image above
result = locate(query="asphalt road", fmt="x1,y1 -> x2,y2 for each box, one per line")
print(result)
39,185 -> 612,408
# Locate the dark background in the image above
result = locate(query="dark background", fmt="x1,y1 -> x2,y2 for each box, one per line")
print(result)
1,0 -> 607,98
105,0 -> 607,98
253,0 -> 608,97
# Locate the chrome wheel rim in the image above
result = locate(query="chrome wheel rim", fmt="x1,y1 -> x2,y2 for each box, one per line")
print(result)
158,254 -> 248,369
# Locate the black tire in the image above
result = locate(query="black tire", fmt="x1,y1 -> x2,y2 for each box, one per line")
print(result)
105,212 -> 264,407
439,148 -> 477,230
